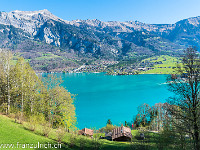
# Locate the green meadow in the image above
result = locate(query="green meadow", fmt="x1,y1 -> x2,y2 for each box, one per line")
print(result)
140,55 -> 182,74
0,115 -> 68,150
0,115 -> 161,150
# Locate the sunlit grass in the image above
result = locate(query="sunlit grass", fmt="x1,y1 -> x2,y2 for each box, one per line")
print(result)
0,114 -> 160,150
0,115 -> 67,150
140,55 -> 182,74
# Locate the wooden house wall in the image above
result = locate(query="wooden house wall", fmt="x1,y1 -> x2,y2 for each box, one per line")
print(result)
112,126 -> 132,140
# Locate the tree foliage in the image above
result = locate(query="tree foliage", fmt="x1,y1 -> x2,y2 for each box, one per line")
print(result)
165,47 -> 200,150
0,49 -> 76,130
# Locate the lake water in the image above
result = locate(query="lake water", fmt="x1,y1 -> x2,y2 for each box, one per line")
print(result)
46,73 -> 172,129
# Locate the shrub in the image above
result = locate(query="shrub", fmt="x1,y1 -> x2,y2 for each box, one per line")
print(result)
8,113 -> 15,119
15,111 -> 24,124
0,103 -> 7,114
42,122 -> 52,137
99,124 -> 117,133
28,115 -> 39,131
56,126 -> 66,143
92,139 -> 102,150
79,137 -> 86,150
69,133 -> 77,148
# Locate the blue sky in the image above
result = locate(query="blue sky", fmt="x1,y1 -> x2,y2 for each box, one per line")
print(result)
0,0 -> 200,24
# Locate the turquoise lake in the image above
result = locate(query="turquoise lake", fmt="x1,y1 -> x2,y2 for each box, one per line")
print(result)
46,73 -> 172,129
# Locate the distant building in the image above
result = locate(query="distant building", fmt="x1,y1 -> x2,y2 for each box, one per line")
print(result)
78,128 -> 93,136
137,68 -> 147,71
112,126 -> 132,141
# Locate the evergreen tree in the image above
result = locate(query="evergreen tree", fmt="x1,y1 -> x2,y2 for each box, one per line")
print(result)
107,119 -> 112,125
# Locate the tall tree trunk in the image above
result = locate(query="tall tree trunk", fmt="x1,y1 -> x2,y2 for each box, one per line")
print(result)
7,75 -> 10,114
30,96 -> 33,113
3,51 -> 11,115
193,113 -> 200,150
21,81 -> 24,118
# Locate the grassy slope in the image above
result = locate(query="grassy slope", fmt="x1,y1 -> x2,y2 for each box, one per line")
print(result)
0,115 -> 159,150
140,55 -> 182,74
35,53 -> 61,60
0,115 -> 67,150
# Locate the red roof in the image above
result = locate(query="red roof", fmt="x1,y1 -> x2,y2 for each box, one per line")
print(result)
78,128 -> 93,136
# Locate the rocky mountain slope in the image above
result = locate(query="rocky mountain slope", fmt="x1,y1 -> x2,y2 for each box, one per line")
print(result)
0,9 -> 199,71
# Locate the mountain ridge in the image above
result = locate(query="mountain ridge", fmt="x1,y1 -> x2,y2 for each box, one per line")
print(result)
0,9 -> 199,71
2,9 -> 200,35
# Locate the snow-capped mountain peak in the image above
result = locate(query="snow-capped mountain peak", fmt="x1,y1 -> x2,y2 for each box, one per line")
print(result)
0,9 -> 65,35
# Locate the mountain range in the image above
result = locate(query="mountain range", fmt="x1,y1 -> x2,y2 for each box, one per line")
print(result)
0,9 -> 200,71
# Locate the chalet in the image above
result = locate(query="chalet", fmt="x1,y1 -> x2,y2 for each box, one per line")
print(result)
78,128 -> 93,136
112,126 -> 132,141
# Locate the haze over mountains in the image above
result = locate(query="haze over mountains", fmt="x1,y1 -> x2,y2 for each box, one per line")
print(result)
0,9 -> 200,71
